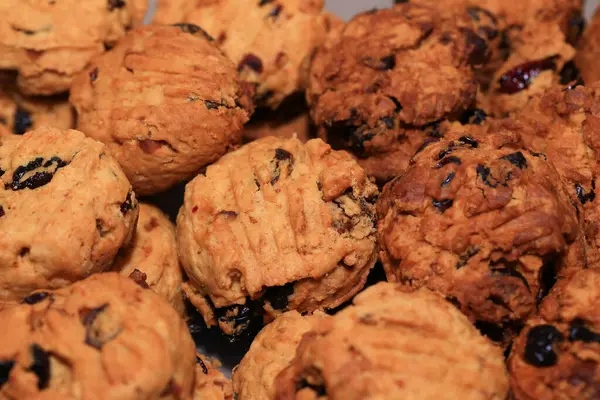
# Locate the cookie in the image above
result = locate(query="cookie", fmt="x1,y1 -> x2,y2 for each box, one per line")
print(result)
233,311 -> 327,400
0,87 -> 75,136
184,0 -> 338,108
114,203 -> 185,315
129,0 -> 199,26
274,282 -> 509,399
307,3 -> 487,182
0,273 -> 196,399
0,128 -> 138,303
0,0 -> 130,95
177,137 -> 378,336
500,83 -> 600,269
194,354 -> 234,400
243,95 -> 313,143
576,8 -> 600,85
485,22 -> 576,116
70,24 -> 254,196
376,133 -> 579,332
508,268 -> 600,400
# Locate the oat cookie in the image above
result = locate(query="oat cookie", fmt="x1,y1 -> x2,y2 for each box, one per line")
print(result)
0,128 -> 138,303
377,134 -> 579,331
275,283 -> 509,399
177,136 -> 378,336
194,354 -> 234,400
0,0 -> 130,95
0,88 -> 74,136
0,273 -> 196,399
233,311 -> 327,400
576,8 -> 600,85
115,203 -> 185,315
184,0 -> 337,108
307,3 -> 488,182
70,24 -> 254,196
508,268 -> 600,400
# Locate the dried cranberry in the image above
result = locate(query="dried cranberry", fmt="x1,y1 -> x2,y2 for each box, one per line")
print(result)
498,57 -> 557,94
524,325 -> 563,367
128,269 -> 150,289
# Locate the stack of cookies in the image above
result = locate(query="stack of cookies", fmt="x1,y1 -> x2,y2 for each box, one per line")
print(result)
0,0 -> 599,399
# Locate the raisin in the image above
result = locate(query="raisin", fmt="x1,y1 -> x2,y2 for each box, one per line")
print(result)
81,304 -> 117,349
441,172 -> 455,188
461,28 -> 489,66
489,258 -> 530,290
438,146 -> 453,159
500,151 -> 527,169
271,148 -> 294,185
346,125 -> 375,154
498,56 -> 557,94
569,319 -> 600,343
412,137 -> 440,160
499,25 -> 522,60
268,4 -> 283,18
436,156 -> 462,168
474,321 -> 506,343
362,55 -> 395,70
107,0 -> 126,11
524,325 -> 563,367
128,269 -> 150,289
238,54 -> 263,74
13,107 -> 32,135
275,148 -> 293,161
259,0 -> 273,5
120,192 -> 134,214
0,360 -> 14,387
217,210 -> 238,218
456,246 -> 480,268
263,282 -> 294,310
387,96 -> 403,113
537,257 -> 557,303
432,198 -> 453,213
22,292 -> 50,305
459,109 -> 487,125
196,356 -> 208,374
466,7 -> 499,40
215,304 -> 254,330
204,100 -> 220,110
0,206 -> 4,217
172,23 -> 214,41
7,157 -> 68,191
560,61 -> 583,87
567,12 -> 585,45
529,151 -> 547,160
458,136 -> 479,148
28,344 -> 50,389
89,67 -> 98,82
476,164 -> 503,188
575,183 -> 595,205
380,116 -> 394,129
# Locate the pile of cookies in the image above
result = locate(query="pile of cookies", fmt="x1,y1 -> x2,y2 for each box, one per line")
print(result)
1,0 -> 600,398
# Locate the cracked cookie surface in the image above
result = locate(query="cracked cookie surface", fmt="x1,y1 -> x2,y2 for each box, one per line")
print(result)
184,0 -> 337,109
274,283 -> 509,399
0,128 -> 138,303
177,137 -> 378,336
115,203 -> 185,315
0,273 -> 196,399
70,24 -> 254,195
509,268 -> 600,400
377,133 -> 579,330
0,0 -> 130,95
233,311 -> 327,400
307,3 -> 486,182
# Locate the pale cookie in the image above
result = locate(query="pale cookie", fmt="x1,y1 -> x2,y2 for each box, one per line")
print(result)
194,354 -> 234,400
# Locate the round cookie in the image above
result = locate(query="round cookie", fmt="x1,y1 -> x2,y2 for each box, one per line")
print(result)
0,128 -> 138,303
114,203 -> 185,315
0,272 -> 196,399
274,282 -> 509,399
194,354 -> 234,400
0,88 -> 75,136
177,136 -> 379,336
184,0 -> 338,108
0,0 -> 130,95
376,134 -> 579,331
307,3 -> 487,182
508,268 -> 600,400
233,311 -> 327,400
576,8 -> 600,85
70,24 -> 254,196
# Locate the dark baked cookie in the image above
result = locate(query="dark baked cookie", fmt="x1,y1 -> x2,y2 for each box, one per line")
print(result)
274,283 -> 509,399
70,24 -> 254,196
509,268 -> 600,400
377,133 -> 579,333
177,137 -> 378,336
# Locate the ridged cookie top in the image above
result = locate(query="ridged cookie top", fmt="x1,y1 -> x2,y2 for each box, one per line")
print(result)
275,283 -> 509,400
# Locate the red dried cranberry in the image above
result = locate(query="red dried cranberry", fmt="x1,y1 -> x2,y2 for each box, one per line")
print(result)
498,57 -> 557,94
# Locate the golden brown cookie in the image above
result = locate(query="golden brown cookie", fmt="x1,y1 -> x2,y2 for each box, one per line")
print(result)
115,203 -> 185,315
0,0 -> 130,95
307,3 -> 488,182
0,87 -> 74,136
377,134 -> 579,332
275,282 -> 509,399
184,0 -> 337,108
0,128 -> 138,303
70,24 -> 254,196
233,311 -> 327,400
177,137 -> 378,336
508,268 -> 600,400
0,272 -> 196,399
194,354 -> 234,400
576,8 -> 600,85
